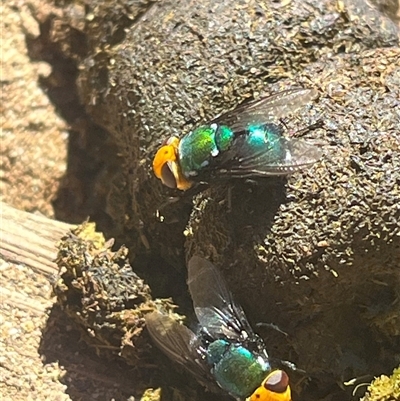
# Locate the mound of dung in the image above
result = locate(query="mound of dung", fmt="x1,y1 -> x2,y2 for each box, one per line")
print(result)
186,48 -> 400,399
53,222 -> 181,365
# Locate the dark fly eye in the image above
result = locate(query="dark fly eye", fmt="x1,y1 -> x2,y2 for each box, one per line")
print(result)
161,163 -> 177,189
264,370 -> 289,393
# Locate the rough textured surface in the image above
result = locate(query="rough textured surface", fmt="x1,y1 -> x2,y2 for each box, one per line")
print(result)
70,0 -> 400,266
53,222 -> 180,366
2,0 -> 400,400
0,204 -> 150,401
1,1 -> 68,217
69,3 -> 399,399
1,2 -> 159,400
0,259 -> 68,401
186,47 -> 400,393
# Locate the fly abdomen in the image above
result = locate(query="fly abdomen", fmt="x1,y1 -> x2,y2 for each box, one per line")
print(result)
214,124 -> 235,152
207,340 -> 270,398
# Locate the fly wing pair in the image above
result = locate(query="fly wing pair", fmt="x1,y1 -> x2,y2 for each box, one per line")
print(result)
146,256 -> 259,392
208,88 -> 322,177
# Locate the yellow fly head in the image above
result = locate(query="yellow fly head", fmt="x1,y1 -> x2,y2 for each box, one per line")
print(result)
152,137 -> 192,190
248,370 -> 291,401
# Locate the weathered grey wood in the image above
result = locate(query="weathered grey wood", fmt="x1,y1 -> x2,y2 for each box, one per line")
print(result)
0,202 -> 73,277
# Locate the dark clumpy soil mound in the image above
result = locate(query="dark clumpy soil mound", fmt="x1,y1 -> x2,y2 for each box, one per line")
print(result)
53,222 -> 180,365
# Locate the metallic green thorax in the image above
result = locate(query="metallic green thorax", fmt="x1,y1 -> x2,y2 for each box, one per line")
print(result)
206,339 -> 270,398
178,123 -> 234,177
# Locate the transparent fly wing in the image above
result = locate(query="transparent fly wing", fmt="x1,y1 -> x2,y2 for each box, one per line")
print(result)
210,88 -> 318,134
146,312 -> 215,389
216,136 -> 322,177
146,312 -> 198,366
187,256 -> 254,340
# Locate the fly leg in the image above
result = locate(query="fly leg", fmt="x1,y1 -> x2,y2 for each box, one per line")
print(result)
256,323 -> 306,372
227,185 -> 232,213
290,118 -> 324,138
155,183 -> 206,223
280,359 -> 305,373
255,322 -> 288,337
